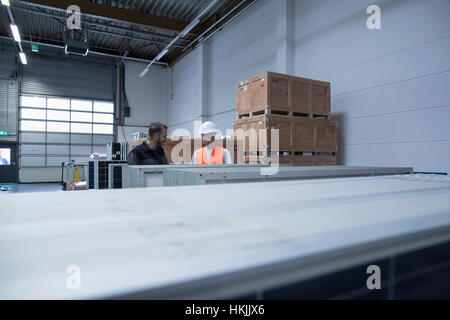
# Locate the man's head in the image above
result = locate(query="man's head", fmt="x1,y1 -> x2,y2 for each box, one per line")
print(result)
148,122 -> 167,147
199,121 -> 218,147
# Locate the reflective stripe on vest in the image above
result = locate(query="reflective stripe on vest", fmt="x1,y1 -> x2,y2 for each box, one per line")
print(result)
196,146 -> 224,164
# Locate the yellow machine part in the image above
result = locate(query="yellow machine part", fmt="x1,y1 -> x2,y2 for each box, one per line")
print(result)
74,166 -> 81,183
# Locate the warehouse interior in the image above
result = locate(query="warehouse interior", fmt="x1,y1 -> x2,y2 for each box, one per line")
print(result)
0,0 -> 449,301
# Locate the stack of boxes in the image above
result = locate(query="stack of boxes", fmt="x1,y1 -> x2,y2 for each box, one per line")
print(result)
233,71 -> 338,166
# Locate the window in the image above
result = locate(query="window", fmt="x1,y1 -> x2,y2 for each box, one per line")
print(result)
19,95 -> 114,167
21,120 -> 46,132
21,108 -> 46,120
71,111 -> 92,122
47,110 -> 70,121
21,96 -> 46,108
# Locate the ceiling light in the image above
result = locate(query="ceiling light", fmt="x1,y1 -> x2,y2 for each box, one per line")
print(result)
10,24 -> 21,42
19,52 -> 27,65
1,0 -> 11,7
180,18 -> 200,37
155,48 -> 169,61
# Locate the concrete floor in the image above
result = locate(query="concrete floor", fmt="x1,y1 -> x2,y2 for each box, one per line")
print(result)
0,183 -> 62,194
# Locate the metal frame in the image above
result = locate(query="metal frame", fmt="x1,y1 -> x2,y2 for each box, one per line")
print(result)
122,164 -> 277,189
15,0 -> 203,35
107,162 -> 128,189
163,166 -> 414,187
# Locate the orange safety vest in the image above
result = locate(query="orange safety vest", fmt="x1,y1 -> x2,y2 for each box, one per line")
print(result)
196,146 -> 224,165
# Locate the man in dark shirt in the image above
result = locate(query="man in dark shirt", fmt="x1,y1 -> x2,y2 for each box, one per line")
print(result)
127,122 -> 169,165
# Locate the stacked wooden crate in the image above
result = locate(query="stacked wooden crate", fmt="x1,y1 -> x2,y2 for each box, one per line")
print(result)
233,71 -> 337,166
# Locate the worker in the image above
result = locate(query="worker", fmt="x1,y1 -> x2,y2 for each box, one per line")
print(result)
192,121 -> 232,164
127,122 -> 169,165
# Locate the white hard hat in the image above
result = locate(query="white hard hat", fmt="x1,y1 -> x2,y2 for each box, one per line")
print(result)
199,121 -> 218,135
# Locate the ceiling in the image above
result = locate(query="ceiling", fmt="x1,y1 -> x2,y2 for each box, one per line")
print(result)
0,0 -> 255,65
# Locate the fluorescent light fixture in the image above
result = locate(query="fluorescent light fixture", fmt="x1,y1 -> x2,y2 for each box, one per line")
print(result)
139,64 -> 152,78
10,24 -> 21,42
155,48 -> 169,61
139,47 -> 168,77
1,0 -> 11,6
180,18 -> 200,37
19,52 -> 27,65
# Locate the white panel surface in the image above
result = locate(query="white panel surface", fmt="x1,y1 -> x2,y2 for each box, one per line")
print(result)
20,156 -> 45,167
46,156 -> 69,166
1,175 -> 449,299
47,145 -> 69,155
20,144 -> 45,155
47,133 -> 69,144
20,132 -> 46,143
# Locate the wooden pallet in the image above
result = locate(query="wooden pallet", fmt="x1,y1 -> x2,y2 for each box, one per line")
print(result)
237,108 -> 331,120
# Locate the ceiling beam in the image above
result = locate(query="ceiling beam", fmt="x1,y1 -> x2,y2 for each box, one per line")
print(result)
0,32 -> 167,65
16,0 -> 203,35
165,0 -> 255,66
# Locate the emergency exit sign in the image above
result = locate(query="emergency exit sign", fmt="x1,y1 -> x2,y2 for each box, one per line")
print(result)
0,131 -> 9,135
31,43 -> 39,52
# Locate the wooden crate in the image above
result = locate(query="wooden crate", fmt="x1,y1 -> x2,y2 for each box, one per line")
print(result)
233,114 -> 337,153
130,138 -> 244,164
237,71 -> 330,117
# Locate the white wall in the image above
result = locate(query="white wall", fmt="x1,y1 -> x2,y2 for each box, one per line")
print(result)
294,0 -> 450,173
167,47 -> 204,137
165,0 -> 449,173
207,0 -> 278,135
117,61 -> 169,142
167,0 -> 278,138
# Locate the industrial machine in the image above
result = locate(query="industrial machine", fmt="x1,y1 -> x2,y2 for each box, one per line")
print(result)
107,142 -> 129,161
60,161 -> 88,191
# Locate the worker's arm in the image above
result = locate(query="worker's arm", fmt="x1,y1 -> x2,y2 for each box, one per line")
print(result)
161,148 -> 169,165
224,149 -> 232,164
127,151 -> 139,165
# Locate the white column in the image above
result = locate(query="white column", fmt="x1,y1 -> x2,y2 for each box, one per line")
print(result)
276,0 -> 295,74
199,43 -> 209,122
192,44 -> 209,138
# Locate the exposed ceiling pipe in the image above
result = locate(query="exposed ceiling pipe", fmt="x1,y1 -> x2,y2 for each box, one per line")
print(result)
195,0 -> 258,49
0,35 -> 169,66
87,28 -> 187,49
139,0 -> 221,78
183,0 -> 249,52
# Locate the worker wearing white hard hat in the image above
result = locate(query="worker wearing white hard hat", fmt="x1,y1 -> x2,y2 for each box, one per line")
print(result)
191,121 -> 232,164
